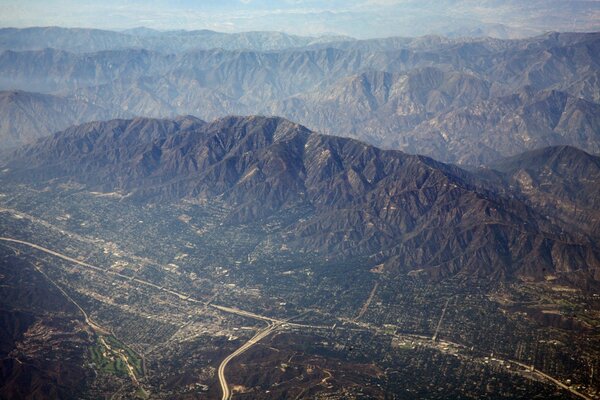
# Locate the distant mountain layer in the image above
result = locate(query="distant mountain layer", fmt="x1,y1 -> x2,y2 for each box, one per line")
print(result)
269,67 -> 493,148
0,90 -> 128,148
401,88 -> 600,164
0,27 -> 350,53
0,31 -> 599,163
4,116 -> 599,287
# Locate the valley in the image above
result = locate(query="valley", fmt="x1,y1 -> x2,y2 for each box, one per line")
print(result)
0,170 -> 598,398
0,14 -> 599,399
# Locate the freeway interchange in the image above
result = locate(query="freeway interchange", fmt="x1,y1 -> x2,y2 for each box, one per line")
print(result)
0,237 -> 338,399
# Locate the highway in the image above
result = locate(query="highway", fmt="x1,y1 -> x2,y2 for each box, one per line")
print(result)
1,236 -> 594,400
0,237 -> 340,330
29,257 -> 110,334
217,322 -> 281,400
211,304 -> 280,324
0,236 -> 289,397
0,237 -> 283,325
0,239 -> 142,386
510,360 -> 593,400
217,312 -> 314,400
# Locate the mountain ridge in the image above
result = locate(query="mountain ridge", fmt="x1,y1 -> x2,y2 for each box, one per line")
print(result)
0,89 -> 130,148
1,32 -> 598,161
0,26 -> 353,53
3,116 -> 599,287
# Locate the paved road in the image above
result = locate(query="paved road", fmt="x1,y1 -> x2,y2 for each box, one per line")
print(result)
0,237 -> 342,332
432,297 -> 451,341
355,281 -> 379,321
510,360 -> 593,400
30,258 -> 110,334
0,237 -> 283,324
218,322 -> 281,400
211,304 -> 280,324
0,239 -> 142,385
2,236 -> 593,400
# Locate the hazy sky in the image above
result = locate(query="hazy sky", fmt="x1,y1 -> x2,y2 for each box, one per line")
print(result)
1,0 -> 600,38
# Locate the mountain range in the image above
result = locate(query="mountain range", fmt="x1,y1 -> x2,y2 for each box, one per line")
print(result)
4,116 -> 599,287
0,29 -> 599,166
1,24 -> 600,400
0,90 -> 128,148
0,27 -> 349,53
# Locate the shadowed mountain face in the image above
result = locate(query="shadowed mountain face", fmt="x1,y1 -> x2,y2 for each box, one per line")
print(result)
0,31 -> 599,162
0,249 -> 94,400
487,146 -> 600,240
4,116 -> 599,287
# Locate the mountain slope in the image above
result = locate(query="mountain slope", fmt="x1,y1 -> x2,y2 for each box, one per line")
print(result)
0,249 -> 94,400
0,48 -> 172,93
4,116 -> 599,286
1,32 -> 599,158
402,89 -> 600,164
0,27 -> 350,53
0,90 -> 127,148
2,32 -> 598,101
269,67 -> 492,146
487,145 -> 600,240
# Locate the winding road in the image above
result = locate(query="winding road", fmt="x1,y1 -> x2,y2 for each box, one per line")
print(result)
217,322 -> 281,400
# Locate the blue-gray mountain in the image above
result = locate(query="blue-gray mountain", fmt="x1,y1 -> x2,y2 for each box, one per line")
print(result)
0,90 -> 130,148
0,27 -> 348,53
0,31 -> 599,165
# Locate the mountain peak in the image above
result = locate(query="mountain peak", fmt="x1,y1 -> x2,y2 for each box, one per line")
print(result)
4,116 -> 599,286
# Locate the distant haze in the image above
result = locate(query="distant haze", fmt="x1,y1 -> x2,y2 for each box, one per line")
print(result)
1,0 -> 600,39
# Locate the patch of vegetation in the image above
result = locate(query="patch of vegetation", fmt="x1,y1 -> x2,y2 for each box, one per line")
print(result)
104,335 -> 144,376
135,387 -> 150,399
88,335 -> 143,378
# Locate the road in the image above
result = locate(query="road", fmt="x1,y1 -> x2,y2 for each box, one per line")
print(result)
432,296 -> 451,341
211,304 -> 280,324
30,257 -> 110,334
1,240 -> 142,387
355,281 -> 378,321
0,237 -> 283,325
510,360 -> 593,400
218,322 -> 281,400
1,236 -> 290,396
1,236 -> 594,400
216,312 -> 313,399
0,237 -> 346,332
